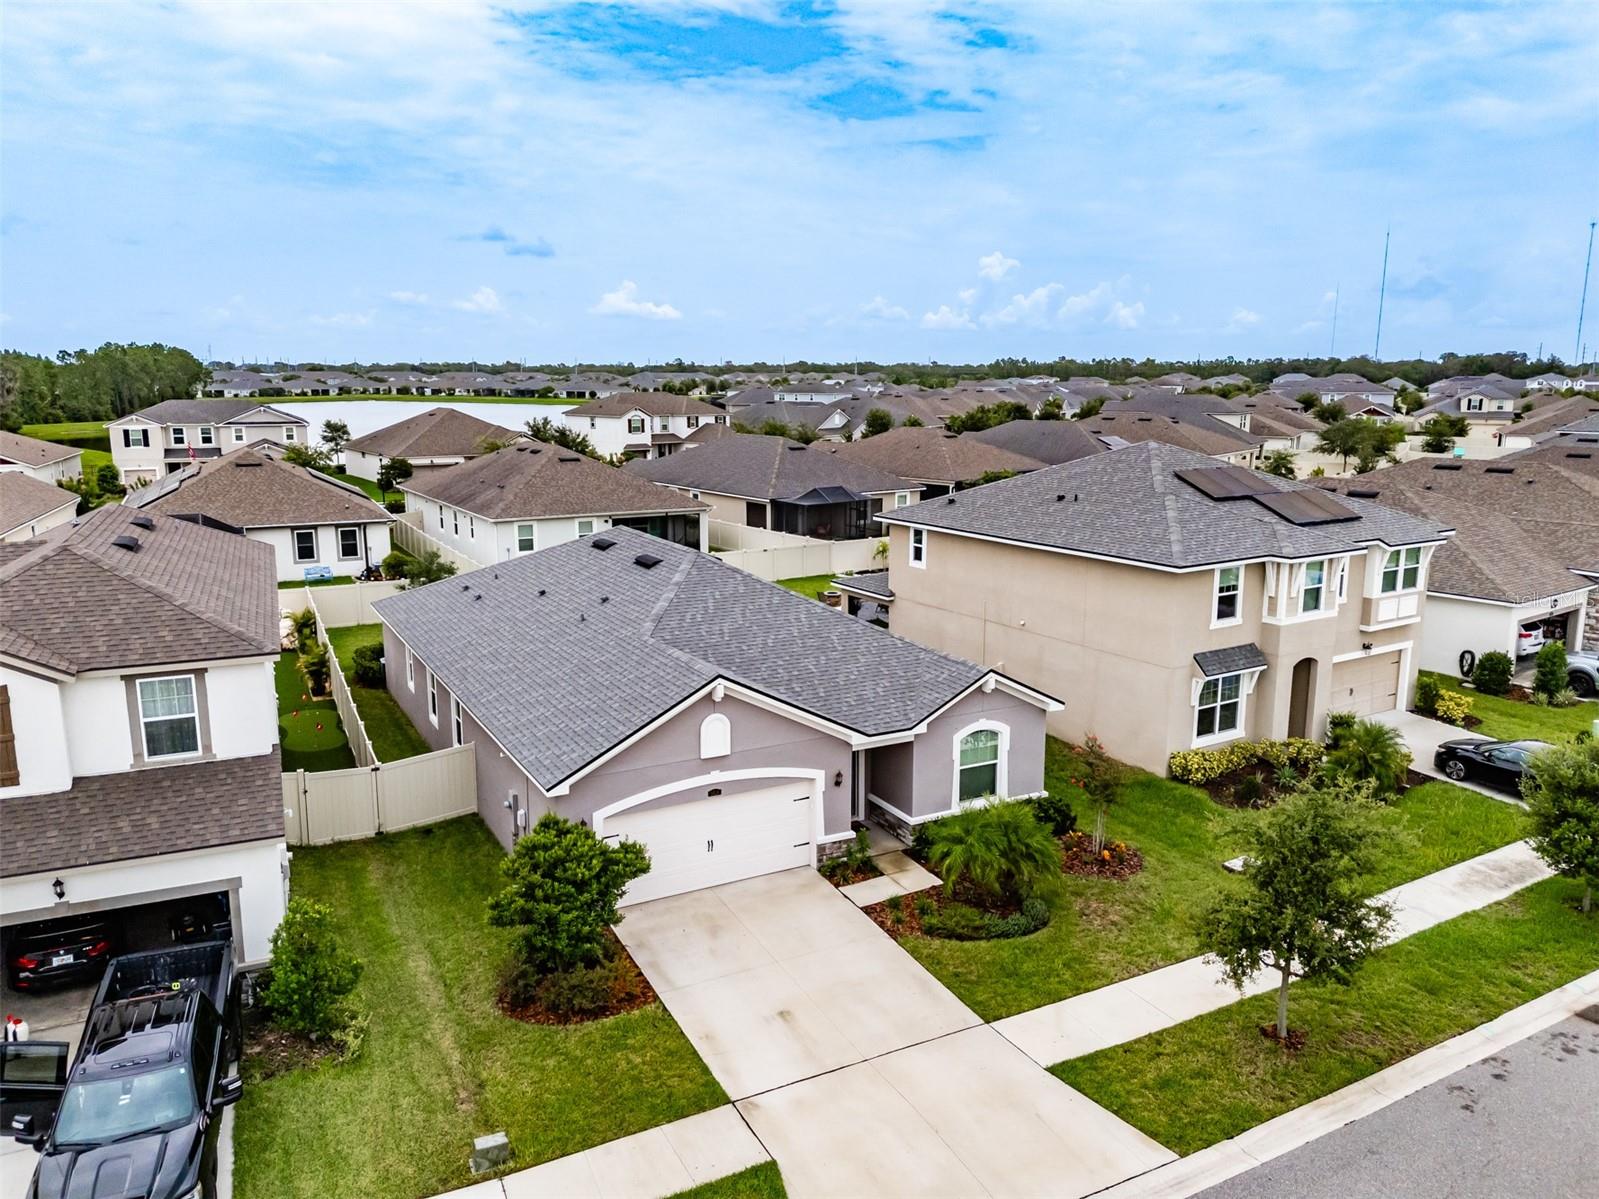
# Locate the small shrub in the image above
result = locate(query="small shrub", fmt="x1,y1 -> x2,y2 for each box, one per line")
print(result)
350,643 -> 385,688
1168,739 -> 1324,786
922,800 -> 1062,905
299,642 -> 330,695
1548,687 -> 1580,709
1324,718 -> 1411,798
884,894 -> 904,925
290,607 -> 318,649
1433,691 -> 1474,726
533,956 -> 638,1018
922,895 -> 1050,941
259,898 -> 362,1040
913,895 -> 934,919
1533,642 -> 1568,701
1325,711 -> 1357,747
380,550 -> 411,580
845,827 -> 873,872
1414,674 -> 1441,716
1029,790 -> 1078,836
1232,774 -> 1266,807
1473,651 -> 1514,697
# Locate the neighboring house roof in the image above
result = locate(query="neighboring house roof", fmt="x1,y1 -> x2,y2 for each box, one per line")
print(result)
833,570 -> 894,600
344,406 -> 518,459
563,392 -> 725,419
826,426 -> 1044,485
879,441 -> 1451,570
1075,411 -> 1262,457
963,420 -> 1111,466
373,528 -> 1044,790
0,430 -> 79,468
403,442 -> 709,520
0,472 -> 77,536
1496,395 -> 1599,439
684,422 -> 739,445
111,399 -> 305,426
127,446 -> 391,528
625,434 -> 916,502
727,397 -> 840,433
0,751 -> 285,878
0,505 -> 279,674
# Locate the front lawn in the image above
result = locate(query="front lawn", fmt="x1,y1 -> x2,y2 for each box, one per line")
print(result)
1420,670 -> 1595,743
896,741 -> 1526,1021
670,1163 -> 786,1198
234,819 -> 726,1199
325,623 -> 432,761
776,574 -> 836,601
274,652 -> 356,772
1050,877 -> 1599,1155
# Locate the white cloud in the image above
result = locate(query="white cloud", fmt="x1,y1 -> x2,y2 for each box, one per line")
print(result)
957,287 -> 978,306
921,305 -> 974,330
1059,282 -> 1113,319
977,250 -> 1019,281
981,283 -> 1064,327
590,280 -> 681,320
451,286 -> 503,314
1225,307 -> 1262,331
860,295 -> 910,321
310,309 -> 374,328
1106,300 -> 1145,329
387,290 -> 429,304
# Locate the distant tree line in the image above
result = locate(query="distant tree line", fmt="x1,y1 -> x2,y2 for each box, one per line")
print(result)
1,344 -> 208,430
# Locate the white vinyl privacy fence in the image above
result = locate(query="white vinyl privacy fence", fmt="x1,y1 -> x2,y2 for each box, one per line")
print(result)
282,745 -> 478,845
281,579 -> 403,627
392,509 -> 479,573
709,520 -> 885,581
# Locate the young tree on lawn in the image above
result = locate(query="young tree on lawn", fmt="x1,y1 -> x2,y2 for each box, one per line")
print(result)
1260,450 -> 1297,479
487,814 -> 651,975
1314,418 -> 1364,469
1532,641 -> 1568,702
376,456 -> 413,500
1076,735 -> 1125,854
1523,741 -> 1599,914
1201,777 -> 1394,1041
320,419 -> 351,457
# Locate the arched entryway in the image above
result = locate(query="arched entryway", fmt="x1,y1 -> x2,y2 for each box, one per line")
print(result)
1288,657 -> 1317,740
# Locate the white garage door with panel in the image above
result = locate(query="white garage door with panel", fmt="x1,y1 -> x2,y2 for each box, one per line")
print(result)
607,780 -> 814,906
1332,651 -> 1403,716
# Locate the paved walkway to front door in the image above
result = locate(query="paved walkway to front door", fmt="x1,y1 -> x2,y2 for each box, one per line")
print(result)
614,867 -> 1176,1199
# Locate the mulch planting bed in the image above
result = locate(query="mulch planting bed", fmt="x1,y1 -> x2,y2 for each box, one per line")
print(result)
243,1018 -> 341,1081
1410,708 -> 1482,732
1060,831 -> 1145,880
1259,1023 -> 1308,1052
863,878 -> 1018,941
496,933 -> 659,1026
820,857 -> 883,887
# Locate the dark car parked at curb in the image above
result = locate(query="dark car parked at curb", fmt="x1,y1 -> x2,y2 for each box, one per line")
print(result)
5,916 -> 115,991
1434,738 -> 1554,794
2,940 -> 243,1199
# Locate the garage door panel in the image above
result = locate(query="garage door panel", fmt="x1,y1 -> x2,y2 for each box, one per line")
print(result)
609,781 -> 814,906
1331,652 -> 1402,717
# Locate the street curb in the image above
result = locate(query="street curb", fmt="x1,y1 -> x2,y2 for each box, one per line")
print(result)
1089,968 -> 1599,1199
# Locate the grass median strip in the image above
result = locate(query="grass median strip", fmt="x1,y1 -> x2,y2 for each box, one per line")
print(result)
234,819 -> 726,1199
897,742 -> 1526,1021
1049,877 -> 1599,1156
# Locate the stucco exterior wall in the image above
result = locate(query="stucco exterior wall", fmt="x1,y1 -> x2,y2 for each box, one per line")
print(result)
0,667 -> 71,798
2,499 -> 77,542
0,454 -> 82,484
402,493 -> 620,567
253,521 -> 391,582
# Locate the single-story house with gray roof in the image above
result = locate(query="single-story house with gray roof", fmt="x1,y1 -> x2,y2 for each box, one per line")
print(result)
373,528 -> 1059,903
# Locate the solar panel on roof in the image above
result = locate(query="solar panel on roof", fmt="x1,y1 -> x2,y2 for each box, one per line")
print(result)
1174,465 -> 1278,500
1251,489 -> 1360,526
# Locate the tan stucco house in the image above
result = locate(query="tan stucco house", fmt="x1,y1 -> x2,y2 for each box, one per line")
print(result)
877,442 -> 1454,772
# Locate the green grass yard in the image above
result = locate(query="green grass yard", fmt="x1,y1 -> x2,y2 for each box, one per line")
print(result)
233,819 -> 726,1199
20,420 -> 110,442
1420,670 -> 1596,743
1051,878 -> 1599,1155
326,623 -> 432,761
896,741 -> 1527,1021
669,1163 -> 787,1198
776,574 -> 837,601
273,652 -> 356,772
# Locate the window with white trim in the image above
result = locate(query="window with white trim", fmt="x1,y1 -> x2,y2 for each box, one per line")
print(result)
450,696 -> 463,746
1195,673 -> 1243,740
336,527 -> 361,559
468,515 -> 475,539
577,518 -> 595,536
627,416 -> 645,434
1299,559 -> 1327,614
1213,565 -> 1241,624
122,427 -> 150,448
426,668 -> 438,725
957,729 -> 1000,801
137,675 -> 200,759
232,427 -> 245,444
283,426 -> 297,442
452,509 -> 459,536
405,646 -> 414,690
292,528 -> 317,563
687,415 -> 699,429
199,426 -> 214,445
516,524 -> 535,552
894,492 -> 910,508
171,426 -> 187,446
909,527 -> 926,567
437,505 -> 445,531
1380,546 -> 1422,594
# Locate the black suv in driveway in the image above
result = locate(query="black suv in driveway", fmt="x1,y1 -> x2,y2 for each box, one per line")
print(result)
5,916 -> 114,991
2,941 -> 243,1199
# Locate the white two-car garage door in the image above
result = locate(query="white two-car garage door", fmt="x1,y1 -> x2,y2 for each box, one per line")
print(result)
1331,651 -> 1403,717
608,781 -> 814,906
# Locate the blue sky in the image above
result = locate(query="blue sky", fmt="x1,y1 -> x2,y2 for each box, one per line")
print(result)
2,1 -> 1596,365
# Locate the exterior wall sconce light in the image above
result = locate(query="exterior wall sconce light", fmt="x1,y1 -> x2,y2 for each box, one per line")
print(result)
833,771 -> 844,787
51,878 -> 66,900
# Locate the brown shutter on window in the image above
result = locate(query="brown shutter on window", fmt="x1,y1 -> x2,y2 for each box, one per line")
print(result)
0,685 -> 18,787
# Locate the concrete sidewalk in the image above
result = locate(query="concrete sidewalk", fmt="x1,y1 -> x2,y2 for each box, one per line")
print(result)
992,840 -> 1553,1066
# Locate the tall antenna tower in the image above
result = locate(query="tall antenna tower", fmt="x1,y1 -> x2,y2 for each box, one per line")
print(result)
1329,286 -> 1339,358
1576,220 -> 1596,366
1373,228 -> 1390,360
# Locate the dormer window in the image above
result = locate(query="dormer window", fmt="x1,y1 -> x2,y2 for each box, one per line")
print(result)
1380,547 -> 1422,594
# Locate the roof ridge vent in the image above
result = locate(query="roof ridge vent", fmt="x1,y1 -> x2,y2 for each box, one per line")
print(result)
591,535 -> 616,550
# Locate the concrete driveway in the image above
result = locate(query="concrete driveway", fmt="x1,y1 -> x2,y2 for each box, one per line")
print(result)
616,868 -> 1176,1198
1373,710 -> 1521,802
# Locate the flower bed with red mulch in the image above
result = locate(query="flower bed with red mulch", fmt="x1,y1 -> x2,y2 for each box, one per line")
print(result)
495,932 -> 659,1025
1060,831 -> 1145,880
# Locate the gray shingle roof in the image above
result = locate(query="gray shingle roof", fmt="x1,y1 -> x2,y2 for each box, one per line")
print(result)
344,406 -> 518,458
880,442 -> 1451,570
373,529 -> 1006,790
563,392 -> 725,419
0,472 -> 77,534
0,505 -> 279,674
114,399 -> 304,426
826,426 -> 1045,485
1194,644 -> 1268,677
964,420 -> 1110,466
129,447 -> 391,528
833,570 -> 894,599
0,751 -> 285,877
625,434 -> 916,501
403,443 -> 708,520
0,430 -> 79,468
